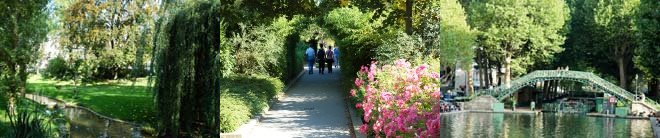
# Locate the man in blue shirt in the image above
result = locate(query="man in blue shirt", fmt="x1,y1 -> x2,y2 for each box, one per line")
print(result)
305,44 -> 316,74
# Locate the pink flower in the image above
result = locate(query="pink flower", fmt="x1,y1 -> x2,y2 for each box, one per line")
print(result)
416,64 -> 427,74
359,124 -> 369,134
380,92 -> 392,101
352,59 -> 443,137
355,78 -> 363,87
432,91 -> 441,99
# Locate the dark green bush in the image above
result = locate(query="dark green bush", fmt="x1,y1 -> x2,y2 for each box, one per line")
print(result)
375,31 -> 425,64
324,7 -> 383,79
220,94 -> 250,133
220,21 -> 235,76
219,74 -> 284,133
43,56 -> 71,80
231,17 -> 293,80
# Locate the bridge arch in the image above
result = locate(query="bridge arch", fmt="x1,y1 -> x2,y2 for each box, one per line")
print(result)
476,70 -> 659,111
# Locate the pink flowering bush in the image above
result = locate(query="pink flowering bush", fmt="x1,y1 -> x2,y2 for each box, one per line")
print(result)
350,59 -> 442,137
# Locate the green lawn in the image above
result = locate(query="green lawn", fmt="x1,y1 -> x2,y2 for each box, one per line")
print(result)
26,75 -> 156,124
25,74 -> 286,133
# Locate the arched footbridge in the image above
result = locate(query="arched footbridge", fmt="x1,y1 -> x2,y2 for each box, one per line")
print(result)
475,70 -> 660,111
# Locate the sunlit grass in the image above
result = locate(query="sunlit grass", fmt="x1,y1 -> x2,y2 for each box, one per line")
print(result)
26,75 -> 156,124
0,109 -> 8,134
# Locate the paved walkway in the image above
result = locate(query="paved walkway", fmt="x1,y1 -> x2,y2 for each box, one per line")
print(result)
247,67 -> 350,138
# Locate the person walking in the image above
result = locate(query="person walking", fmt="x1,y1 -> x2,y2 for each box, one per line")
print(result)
333,46 -> 339,68
317,44 -> 326,74
326,46 -> 335,73
305,44 -> 316,74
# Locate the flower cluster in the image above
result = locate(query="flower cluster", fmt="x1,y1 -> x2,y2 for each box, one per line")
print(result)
350,59 -> 442,137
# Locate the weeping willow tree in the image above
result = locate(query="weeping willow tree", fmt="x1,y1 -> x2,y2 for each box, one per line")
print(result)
152,1 -> 222,137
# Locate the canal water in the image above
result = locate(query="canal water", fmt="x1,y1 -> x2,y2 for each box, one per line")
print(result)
439,112 -> 653,138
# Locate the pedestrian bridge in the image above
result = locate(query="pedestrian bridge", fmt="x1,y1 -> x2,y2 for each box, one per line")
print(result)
474,70 -> 660,112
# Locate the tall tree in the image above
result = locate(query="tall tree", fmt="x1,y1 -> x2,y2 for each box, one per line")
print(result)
405,0 -> 413,34
0,0 -> 50,113
153,1 -> 222,137
60,0 -> 149,82
469,0 -> 569,87
635,0 -> 660,98
426,0 -> 476,94
594,0 -> 640,90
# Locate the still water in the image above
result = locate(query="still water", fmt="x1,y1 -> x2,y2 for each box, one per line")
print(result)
439,112 -> 653,138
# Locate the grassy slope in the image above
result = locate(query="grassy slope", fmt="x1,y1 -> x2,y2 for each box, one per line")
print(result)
26,76 -> 156,124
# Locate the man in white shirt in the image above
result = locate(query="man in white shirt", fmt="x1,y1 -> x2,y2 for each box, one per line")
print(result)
305,44 -> 316,74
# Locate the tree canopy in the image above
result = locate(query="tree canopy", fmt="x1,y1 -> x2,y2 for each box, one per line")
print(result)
468,0 -> 569,86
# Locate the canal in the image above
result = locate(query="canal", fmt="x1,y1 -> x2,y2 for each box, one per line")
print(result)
439,112 -> 653,138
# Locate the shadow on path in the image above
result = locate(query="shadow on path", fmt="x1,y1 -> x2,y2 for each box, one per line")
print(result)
247,67 -> 349,138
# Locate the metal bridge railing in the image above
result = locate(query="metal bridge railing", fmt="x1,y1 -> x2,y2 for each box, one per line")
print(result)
473,70 -> 659,111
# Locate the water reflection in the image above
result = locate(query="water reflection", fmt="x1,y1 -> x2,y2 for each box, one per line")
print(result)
439,113 -> 652,138
62,107 -> 144,138
25,94 -> 146,138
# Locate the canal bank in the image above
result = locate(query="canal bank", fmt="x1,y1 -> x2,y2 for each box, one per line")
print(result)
24,93 -> 150,138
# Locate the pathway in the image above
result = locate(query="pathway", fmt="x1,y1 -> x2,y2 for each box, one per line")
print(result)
247,67 -> 350,138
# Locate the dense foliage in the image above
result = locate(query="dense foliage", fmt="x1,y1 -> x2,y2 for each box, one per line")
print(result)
468,0 -> 569,86
231,17 -> 293,79
634,0 -> 660,97
324,7 -> 384,79
351,59 -> 442,137
59,0 -> 156,82
220,75 -> 284,132
153,1 -> 222,137
43,57 -> 74,80
0,0 -> 50,116
594,0 -> 640,90
375,32 -> 425,65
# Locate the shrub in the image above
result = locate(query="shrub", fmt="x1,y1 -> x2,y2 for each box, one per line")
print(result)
7,110 -> 52,138
375,31 -> 425,65
43,56 -> 71,80
231,17 -> 294,80
220,94 -> 251,133
324,7 -> 383,79
219,74 -> 284,133
350,59 -> 442,137
220,21 -> 234,76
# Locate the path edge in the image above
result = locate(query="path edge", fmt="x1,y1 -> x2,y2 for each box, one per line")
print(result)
220,69 -> 306,138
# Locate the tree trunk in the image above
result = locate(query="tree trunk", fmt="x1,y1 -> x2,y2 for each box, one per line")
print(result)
467,68 -> 474,96
479,66 -> 485,89
405,0 -> 413,35
616,57 -> 627,90
486,59 -> 491,87
503,56 -> 512,87
477,50 -> 485,89
650,79 -> 660,101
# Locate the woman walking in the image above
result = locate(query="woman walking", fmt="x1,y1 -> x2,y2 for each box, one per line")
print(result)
317,44 -> 326,74
326,46 -> 335,73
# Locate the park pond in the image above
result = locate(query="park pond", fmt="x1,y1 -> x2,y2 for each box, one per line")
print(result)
439,112 -> 653,138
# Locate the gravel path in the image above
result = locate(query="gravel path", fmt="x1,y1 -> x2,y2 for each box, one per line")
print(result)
247,67 -> 350,138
